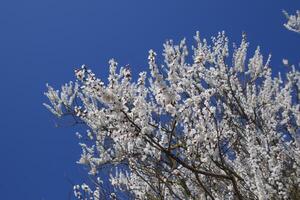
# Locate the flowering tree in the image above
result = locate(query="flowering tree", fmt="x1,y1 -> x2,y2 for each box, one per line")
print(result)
44,31 -> 300,199
283,10 -> 300,33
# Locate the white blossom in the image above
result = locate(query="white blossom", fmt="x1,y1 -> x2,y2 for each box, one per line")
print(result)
283,10 -> 300,33
45,32 -> 300,200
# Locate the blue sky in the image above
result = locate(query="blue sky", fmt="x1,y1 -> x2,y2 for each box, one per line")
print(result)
0,0 -> 299,199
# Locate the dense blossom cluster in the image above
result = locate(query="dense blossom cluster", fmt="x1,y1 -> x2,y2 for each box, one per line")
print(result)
283,10 -> 300,33
44,32 -> 300,199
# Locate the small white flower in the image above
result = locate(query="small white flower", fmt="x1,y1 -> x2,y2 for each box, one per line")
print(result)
282,59 -> 289,66
166,104 -> 176,115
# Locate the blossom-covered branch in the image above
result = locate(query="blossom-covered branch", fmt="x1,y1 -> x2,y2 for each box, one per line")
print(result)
44,32 -> 300,199
283,10 -> 300,33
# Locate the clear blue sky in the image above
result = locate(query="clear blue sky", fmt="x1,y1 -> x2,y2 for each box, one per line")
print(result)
0,0 -> 299,199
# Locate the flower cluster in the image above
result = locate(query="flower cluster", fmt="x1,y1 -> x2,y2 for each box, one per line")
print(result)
45,32 -> 300,199
283,10 -> 300,33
